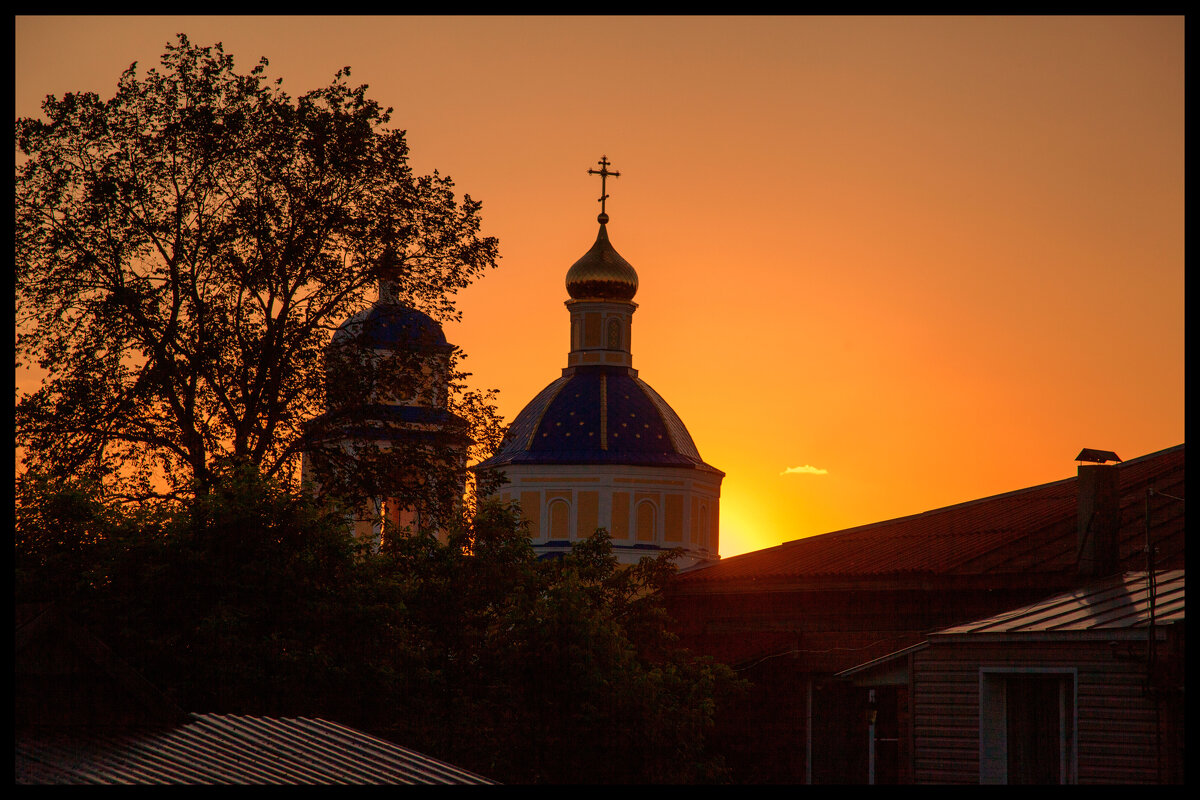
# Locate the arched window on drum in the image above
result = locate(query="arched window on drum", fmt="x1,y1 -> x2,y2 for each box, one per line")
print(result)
636,500 -> 657,543
548,498 -> 572,541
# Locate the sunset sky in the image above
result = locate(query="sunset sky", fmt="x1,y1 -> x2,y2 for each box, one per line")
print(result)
15,16 -> 1184,557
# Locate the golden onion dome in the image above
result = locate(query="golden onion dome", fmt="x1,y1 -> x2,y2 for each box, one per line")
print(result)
565,218 -> 639,301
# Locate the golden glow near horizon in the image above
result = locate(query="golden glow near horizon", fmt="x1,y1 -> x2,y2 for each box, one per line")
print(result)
15,16 -> 1184,557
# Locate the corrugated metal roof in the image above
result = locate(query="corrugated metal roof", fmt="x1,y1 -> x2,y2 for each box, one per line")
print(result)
672,444 -> 1184,586
16,713 -> 496,785
932,569 -> 1184,636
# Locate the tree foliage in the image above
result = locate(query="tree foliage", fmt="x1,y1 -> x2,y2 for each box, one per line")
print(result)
302,329 -> 501,533
13,35 -> 742,784
15,34 -> 499,507
15,473 -> 744,784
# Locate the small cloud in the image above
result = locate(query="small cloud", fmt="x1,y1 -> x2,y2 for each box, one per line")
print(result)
780,464 -> 829,476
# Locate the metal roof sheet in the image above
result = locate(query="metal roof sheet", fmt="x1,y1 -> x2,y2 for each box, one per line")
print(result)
673,444 -> 1184,586
16,713 -> 496,785
931,569 -> 1184,636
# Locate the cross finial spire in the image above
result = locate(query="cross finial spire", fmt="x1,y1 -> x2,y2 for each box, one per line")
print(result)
587,155 -> 621,223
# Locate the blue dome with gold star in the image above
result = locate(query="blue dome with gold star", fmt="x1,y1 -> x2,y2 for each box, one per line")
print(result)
331,302 -> 452,352
476,365 -> 712,470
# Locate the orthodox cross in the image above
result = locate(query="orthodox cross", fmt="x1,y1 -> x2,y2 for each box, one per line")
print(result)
587,155 -> 620,219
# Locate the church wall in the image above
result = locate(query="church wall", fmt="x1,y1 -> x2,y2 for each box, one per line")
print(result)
488,463 -> 722,566
635,492 -> 658,541
520,491 -> 540,538
547,494 -> 571,539
611,491 -> 631,540
665,494 -> 684,542
690,496 -> 699,544
583,313 -> 601,347
578,490 -> 599,539
703,489 -> 720,553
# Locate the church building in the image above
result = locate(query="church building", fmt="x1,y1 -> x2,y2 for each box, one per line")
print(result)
473,157 -> 723,568
302,276 -> 470,550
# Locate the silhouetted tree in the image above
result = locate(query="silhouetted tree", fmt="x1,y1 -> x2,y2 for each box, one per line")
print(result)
374,506 -> 746,783
15,34 -> 499,511
14,35 -> 738,783
15,469 -> 126,602
16,473 -> 743,784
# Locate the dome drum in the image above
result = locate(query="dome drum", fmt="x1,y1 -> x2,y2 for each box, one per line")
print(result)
566,298 -> 636,369
487,461 -> 722,569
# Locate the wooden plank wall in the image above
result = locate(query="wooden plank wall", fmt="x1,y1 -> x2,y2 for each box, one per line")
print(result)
911,639 -> 1163,784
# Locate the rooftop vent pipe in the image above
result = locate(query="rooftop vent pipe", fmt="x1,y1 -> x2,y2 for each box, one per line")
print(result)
1075,448 -> 1121,577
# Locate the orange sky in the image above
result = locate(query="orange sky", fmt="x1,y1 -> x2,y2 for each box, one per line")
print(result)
15,16 -> 1185,557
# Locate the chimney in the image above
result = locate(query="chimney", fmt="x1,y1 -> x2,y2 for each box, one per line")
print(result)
1075,449 -> 1121,578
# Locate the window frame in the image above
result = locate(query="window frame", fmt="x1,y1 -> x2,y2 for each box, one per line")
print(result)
978,666 -> 1078,785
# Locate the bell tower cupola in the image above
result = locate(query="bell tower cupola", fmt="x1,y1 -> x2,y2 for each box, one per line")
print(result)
564,155 -> 639,371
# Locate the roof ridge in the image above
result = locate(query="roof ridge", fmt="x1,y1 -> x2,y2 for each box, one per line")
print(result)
776,443 -> 1185,550
677,444 -> 1184,580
